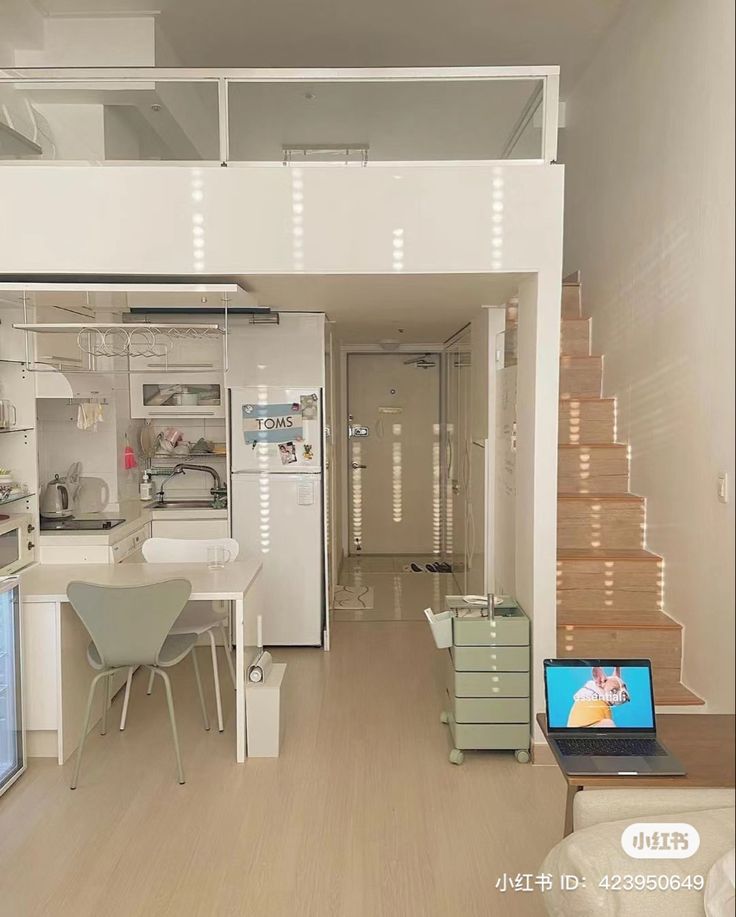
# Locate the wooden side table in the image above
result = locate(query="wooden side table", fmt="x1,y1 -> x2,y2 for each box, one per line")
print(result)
536,713 -> 735,836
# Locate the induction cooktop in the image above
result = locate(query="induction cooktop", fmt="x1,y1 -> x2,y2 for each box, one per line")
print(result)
40,517 -> 126,531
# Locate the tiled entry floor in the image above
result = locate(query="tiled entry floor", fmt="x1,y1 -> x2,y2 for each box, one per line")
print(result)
334,555 -> 457,622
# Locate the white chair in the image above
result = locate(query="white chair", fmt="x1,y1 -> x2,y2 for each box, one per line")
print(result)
119,537 -> 239,733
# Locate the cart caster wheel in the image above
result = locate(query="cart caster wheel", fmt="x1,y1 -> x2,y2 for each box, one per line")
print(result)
449,749 -> 464,765
440,711 -> 449,725
515,749 -> 530,764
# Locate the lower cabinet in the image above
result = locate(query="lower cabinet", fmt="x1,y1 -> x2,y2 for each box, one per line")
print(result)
151,518 -> 229,539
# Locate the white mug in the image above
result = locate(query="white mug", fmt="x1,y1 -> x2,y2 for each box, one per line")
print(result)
207,544 -> 231,569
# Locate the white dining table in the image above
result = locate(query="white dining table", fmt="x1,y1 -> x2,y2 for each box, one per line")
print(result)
20,559 -> 263,763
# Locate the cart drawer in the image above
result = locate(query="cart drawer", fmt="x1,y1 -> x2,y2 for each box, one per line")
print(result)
451,670 -> 530,698
448,693 -> 529,724
451,645 -> 529,672
453,617 -> 529,647
449,717 -> 530,751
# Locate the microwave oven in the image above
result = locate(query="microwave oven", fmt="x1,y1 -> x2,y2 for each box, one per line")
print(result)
0,514 -> 36,575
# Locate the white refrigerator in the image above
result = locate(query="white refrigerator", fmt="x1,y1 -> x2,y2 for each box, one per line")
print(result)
229,386 -> 324,646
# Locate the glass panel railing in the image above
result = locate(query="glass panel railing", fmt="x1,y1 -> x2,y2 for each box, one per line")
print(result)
0,80 -> 219,161
227,78 -> 544,162
1,68 -> 558,163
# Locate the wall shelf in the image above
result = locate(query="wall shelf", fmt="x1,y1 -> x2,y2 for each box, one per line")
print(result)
0,492 -> 35,507
0,427 -> 33,435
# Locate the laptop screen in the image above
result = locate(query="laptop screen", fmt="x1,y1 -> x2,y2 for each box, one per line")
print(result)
544,660 -> 656,733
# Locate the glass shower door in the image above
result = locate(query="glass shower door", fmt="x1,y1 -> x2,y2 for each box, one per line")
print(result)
0,577 -> 24,795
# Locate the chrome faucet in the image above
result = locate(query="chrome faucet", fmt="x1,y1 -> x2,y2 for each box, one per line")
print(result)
157,463 -> 223,504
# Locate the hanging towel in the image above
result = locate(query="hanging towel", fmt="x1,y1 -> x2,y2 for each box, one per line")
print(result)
77,402 -> 106,431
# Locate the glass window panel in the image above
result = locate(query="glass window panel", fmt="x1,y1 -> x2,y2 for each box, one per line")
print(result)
0,80 -> 219,161
228,79 -> 543,162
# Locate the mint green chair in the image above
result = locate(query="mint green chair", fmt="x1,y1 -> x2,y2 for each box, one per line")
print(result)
67,578 -> 210,789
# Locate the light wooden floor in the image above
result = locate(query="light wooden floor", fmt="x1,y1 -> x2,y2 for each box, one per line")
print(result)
0,606 -> 566,916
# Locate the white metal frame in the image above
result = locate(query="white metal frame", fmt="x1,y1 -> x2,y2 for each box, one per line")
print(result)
0,66 -> 561,164
0,577 -> 26,798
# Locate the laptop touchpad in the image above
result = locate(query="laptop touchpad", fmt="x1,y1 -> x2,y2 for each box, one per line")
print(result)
596,756 -> 652,773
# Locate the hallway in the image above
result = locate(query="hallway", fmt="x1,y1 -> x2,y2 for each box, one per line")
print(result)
333,555 -> 458,622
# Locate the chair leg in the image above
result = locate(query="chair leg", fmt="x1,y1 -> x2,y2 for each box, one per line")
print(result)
146,668 -> 155,696
119,667 -> 134,731
207,629 -> 224,733
154,668 -> 185,785
101,672 -> 113,735
220,623 -> 236,688
71,670 -> 110,790
191,648 -> 211,732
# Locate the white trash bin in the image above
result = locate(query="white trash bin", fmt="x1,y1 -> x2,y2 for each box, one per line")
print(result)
246,663 -> 286,757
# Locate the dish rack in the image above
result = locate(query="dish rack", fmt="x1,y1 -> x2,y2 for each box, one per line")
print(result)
426,595 -> 531,765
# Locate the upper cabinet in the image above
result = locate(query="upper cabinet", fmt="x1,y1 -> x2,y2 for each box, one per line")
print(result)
128,326 -> 226,418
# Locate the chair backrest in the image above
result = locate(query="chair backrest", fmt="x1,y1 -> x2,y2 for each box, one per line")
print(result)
67,579 -> 192,668
142,537 -> 240,565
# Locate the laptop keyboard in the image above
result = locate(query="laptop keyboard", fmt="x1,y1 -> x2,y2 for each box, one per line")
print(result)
556,737 -> 667,757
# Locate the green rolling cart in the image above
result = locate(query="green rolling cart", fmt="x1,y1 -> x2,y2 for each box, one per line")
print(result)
427,596 -> 531,765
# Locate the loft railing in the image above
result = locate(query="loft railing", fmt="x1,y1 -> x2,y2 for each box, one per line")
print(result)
0,66 -> 559,165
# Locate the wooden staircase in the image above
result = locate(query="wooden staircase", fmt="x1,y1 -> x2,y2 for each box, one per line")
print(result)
507,281 -> 704,706
557,280 -> 702,706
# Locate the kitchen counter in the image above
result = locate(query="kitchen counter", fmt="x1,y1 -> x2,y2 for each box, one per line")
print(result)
39,499 -> 228,547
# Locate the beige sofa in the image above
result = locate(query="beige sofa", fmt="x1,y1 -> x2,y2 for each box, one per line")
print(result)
541,788 -> 735,916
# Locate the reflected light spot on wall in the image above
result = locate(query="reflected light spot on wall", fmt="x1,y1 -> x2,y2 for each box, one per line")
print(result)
351,441 -> 363,551
432,423 -> 441,555
490,167 -> 505,270
190,169 -> 206,273
392,436 -> 402,523
291,168 -> 305,271
392,227 -> 405,272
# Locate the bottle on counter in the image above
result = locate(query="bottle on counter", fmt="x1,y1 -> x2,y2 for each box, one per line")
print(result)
139,471 -> 153,501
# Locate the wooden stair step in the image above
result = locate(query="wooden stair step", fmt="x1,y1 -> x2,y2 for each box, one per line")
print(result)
557,609 -> 679,629
557,548 -> 662,560
561,318 -> 592,356
653,673 -> 705,706
560,355 -> 602,398
557,548 -> 663,613
559,397 -> 616,444
558,494 -> 645,550
558,444 -> 629,494
557,613 -> 681,668
562,283 -> 582,319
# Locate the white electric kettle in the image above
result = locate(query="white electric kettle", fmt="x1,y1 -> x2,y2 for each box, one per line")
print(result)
40,475 -> 73,518
40,463 -> 81,519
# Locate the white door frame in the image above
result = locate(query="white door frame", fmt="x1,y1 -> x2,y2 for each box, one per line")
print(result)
339,343 -> 445,562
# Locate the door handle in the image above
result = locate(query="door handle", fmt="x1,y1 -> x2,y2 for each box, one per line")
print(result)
351,462 -> 367,469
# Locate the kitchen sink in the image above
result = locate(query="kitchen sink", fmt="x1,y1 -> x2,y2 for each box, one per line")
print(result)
151,500 -> 225,510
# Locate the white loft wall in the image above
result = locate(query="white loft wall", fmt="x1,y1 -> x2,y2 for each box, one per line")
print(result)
560,0 -> 735,711
0,164 -> 562,275
13,16 -> 156,67
0,162 -> 564,724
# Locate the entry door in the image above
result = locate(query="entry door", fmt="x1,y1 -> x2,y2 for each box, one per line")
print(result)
348,353 -> 440,555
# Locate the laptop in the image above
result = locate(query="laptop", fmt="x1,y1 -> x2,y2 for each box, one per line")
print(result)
543,659 -> 686,776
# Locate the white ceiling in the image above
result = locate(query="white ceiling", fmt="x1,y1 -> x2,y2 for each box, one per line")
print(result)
0,273 -> 522,343
236,272 -> 524,343
32,0 -> 624,92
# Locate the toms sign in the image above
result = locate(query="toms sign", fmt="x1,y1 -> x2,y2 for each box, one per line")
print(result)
243,402 -> 304,444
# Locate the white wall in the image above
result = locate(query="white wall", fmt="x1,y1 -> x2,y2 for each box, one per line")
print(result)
13,16 -> 156,67
560,0 -> 735,710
